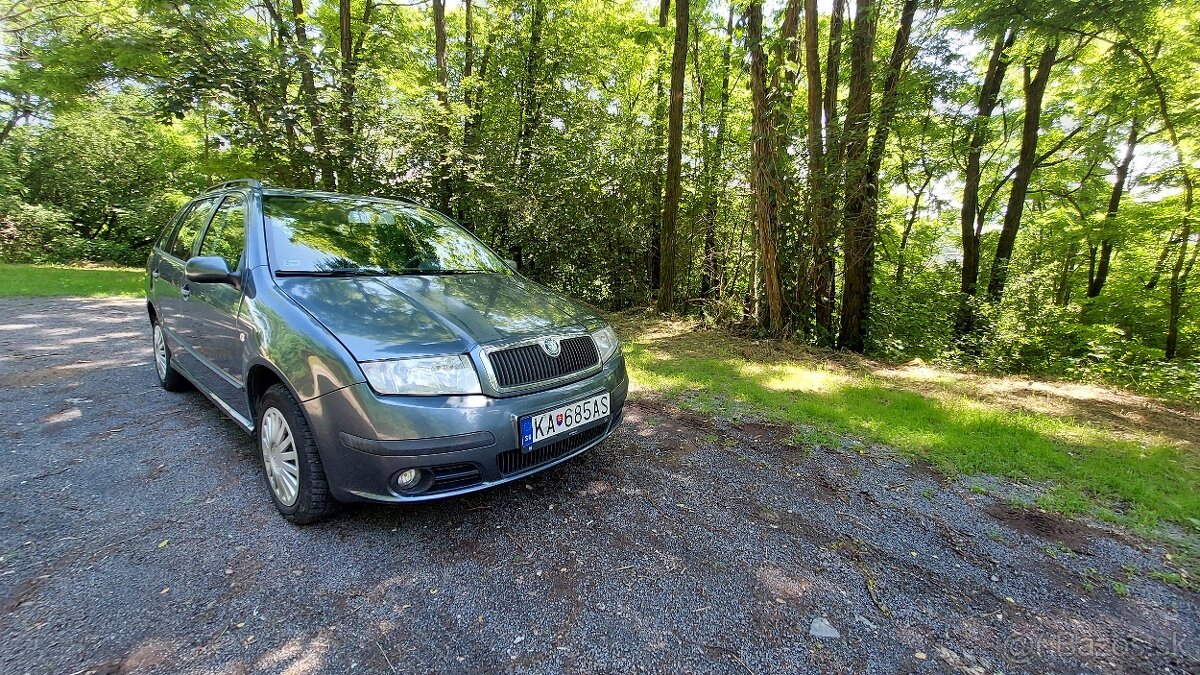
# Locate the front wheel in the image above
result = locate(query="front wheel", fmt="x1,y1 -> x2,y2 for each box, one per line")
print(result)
151,320 -> 190,392
257,384 -> 336,524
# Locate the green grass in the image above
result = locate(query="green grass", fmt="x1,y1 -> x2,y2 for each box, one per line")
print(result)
0,263 -> 143,298
618,314 -> 1200,538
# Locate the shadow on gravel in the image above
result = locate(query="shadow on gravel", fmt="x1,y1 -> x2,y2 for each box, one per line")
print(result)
1,298 -> 1197,674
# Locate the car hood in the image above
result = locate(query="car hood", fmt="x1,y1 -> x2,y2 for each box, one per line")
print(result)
276,273 -> 599,361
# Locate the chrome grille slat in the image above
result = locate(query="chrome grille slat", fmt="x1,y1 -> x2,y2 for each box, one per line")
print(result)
485,335 -> 599,389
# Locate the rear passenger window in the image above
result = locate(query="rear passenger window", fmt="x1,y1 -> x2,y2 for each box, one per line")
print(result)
168,198 -> 218,260
198,195 -> 246,269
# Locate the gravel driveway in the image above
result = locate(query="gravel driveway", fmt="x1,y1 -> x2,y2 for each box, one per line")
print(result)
0,297 -> 1196,674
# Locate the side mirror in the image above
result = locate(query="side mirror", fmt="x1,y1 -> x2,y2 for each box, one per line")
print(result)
504,258 -> 519,271
185,256 -> 234,284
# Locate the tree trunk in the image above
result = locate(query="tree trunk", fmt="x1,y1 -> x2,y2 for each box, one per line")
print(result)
813,0 -> 845,340
838,0 -> 917,352
1055,242 -> 1079,306
986,41 -> 1057,304
514,0 -> 545,174
1087,116 -> 1138,298
747,0 -> 785,335
700,6 -> 734,301
456,0 -> 474,222
955,29 -> 1015,337
895,150 -> 932,287
338,0 -> 372,188
803,0 -> 828,337
656,0 -> 688,312
836,0 -> 877,352
289,0 -> 336,189
772,0 -> 803,321
1166,196 -> 1192,360
648,0 -> 671,293
0,105 -> 27,148
462,23 -> 492,229
433,0 -> 452,212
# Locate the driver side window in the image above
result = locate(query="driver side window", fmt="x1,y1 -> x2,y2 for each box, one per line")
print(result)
198,195 -> 247,270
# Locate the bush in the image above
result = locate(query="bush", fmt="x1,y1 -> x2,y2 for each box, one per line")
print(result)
943,292 -> 1200,401
0,196 -> 74,263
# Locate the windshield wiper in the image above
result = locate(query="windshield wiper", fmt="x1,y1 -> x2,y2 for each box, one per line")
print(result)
275,267 -> 390,277
392,269 -> 494,275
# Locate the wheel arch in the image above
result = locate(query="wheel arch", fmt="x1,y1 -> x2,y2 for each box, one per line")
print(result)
245,361 -> 295,425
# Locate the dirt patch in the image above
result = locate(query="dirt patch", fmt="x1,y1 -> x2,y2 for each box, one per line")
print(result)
755,565 -> 813,602
735,421 -> 795,447
624,400 -> 713,469
986,504 -> 1098,553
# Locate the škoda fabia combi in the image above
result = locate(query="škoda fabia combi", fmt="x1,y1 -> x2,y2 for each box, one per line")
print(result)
146,180 -> 627,523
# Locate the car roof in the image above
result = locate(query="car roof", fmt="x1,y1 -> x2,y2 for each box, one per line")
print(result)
200,182 -> 423,208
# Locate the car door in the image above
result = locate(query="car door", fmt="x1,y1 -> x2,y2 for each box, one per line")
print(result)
179,193 -> 252,419
157,197 -> 220,340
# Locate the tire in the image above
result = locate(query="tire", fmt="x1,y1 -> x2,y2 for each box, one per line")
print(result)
151,319 -> 191,392
256,383 -> 336,524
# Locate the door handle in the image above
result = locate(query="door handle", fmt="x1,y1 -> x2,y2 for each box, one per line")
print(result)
181,285 -> 191,300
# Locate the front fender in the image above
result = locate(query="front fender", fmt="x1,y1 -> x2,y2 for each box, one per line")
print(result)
241,266 -> 364,402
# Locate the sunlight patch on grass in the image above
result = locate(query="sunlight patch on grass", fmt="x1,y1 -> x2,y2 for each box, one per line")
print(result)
734,361 -> 848,393
0,263 -> 143,298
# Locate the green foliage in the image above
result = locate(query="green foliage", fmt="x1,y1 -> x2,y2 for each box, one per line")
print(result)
0,0 -> 1196,395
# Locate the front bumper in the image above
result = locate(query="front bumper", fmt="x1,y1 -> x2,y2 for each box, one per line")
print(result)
302,355 -> 629,503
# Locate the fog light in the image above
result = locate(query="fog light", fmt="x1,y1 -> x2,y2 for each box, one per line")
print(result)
396,468 -> 422,490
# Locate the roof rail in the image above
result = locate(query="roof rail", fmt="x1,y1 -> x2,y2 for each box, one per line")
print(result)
203,178 -> 263,193
381,194 -> 422,206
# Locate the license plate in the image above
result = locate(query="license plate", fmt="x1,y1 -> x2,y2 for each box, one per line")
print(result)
519,393 -> 610,449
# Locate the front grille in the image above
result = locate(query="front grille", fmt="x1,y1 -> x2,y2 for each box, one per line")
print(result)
496,423 -> 607,476
427,463 -> 483,494
486,336 -> 599,389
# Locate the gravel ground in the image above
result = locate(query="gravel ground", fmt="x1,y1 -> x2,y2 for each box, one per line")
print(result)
0,297 -> 1196,675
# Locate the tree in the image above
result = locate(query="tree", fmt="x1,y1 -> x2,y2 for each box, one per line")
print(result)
955,29 -> 1016,338
985,40 -> 1059,304
699,6 -> 734,302
656,0 -> 688,312
433,0 -> 452,211
837,0 -> 878,351
746,0 -> 786,335
838,0 -> 919,352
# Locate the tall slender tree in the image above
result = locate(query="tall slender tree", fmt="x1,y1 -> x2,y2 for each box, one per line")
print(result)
1087,116 -> 1139,298
433,0 -> 451,211
837,0 -> 878,351
986,40 -> 1059,303
955,29 -> 1015,338
700,6 -> 735,301
747,0 -> 786,334
649,0 -> 671,293
838,0 -> 919,353
657,0 -> 688,312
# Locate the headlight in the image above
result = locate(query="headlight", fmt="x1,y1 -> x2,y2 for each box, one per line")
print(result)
360,354 -> 482,395
591,325 -> 620,363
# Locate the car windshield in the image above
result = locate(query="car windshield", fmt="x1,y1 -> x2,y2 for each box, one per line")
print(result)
263,195 -> 509,275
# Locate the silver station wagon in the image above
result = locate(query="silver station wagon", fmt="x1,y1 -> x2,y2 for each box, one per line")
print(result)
146,179 -> 628,523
